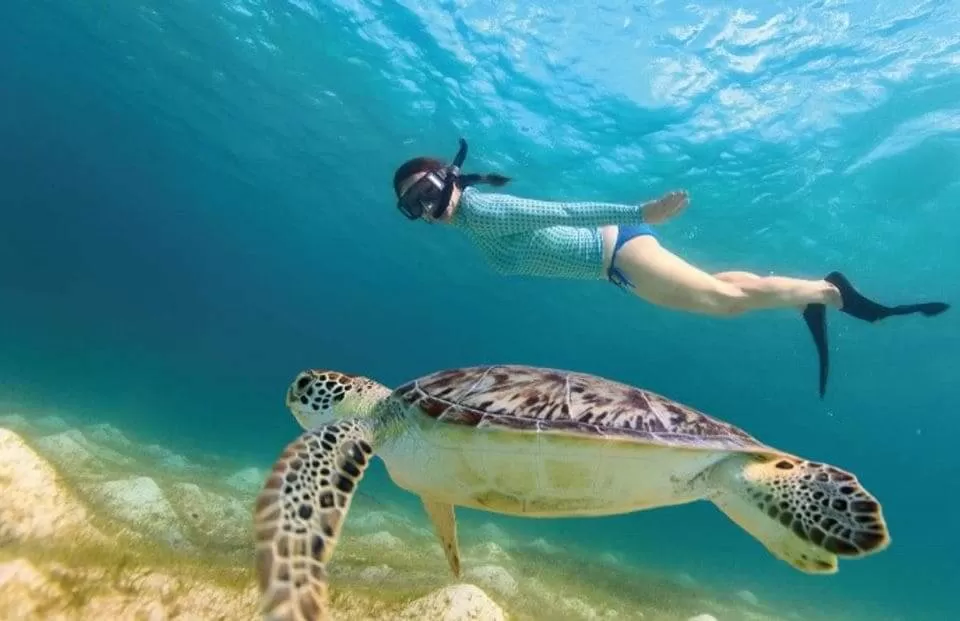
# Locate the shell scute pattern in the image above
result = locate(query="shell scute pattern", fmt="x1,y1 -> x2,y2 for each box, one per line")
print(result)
394,365 -> 769,451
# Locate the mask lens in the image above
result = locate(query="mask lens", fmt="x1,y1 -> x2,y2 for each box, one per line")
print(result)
396,195 -> 423,219
397,173 -> 443,219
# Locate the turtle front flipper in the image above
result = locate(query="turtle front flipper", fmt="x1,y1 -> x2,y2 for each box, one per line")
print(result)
254,420 -> 375,621
421,498 -> 461,577
709,454 -> 890,574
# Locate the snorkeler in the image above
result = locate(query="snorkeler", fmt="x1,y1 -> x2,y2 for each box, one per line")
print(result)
393,139 -> 950,397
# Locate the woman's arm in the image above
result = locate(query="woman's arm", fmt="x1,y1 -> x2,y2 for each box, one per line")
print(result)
461,190 -> 687,235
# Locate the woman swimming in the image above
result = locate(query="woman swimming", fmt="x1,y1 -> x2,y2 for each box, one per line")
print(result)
393,139 -> 950,397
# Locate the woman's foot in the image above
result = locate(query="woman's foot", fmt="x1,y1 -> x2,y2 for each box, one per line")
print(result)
825,272 -> 950,323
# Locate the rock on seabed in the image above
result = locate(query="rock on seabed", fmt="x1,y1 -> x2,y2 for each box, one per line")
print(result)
0,429 -> 99,542
394,584 -> 506,621
91,476 -> 189,548
0,423 -> 509,621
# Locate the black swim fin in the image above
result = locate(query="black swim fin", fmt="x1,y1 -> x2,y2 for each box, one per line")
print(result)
803,303 -> 829,399
825,271 -> 950,323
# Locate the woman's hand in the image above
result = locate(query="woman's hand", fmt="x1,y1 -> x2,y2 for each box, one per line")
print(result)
641,190 -> 689,224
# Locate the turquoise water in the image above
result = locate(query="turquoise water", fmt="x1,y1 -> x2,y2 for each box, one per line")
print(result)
1,0 -> 958,618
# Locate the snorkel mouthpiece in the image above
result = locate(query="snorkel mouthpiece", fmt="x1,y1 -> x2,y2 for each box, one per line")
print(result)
432,137 -> 469,218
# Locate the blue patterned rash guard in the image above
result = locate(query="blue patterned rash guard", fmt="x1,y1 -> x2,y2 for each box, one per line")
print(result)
449,187 -> 645,280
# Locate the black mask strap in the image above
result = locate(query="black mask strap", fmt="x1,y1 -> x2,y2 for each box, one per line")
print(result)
431,138 -> 468,219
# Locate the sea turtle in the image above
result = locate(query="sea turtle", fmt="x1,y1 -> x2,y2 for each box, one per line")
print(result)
254,365 -> 890,621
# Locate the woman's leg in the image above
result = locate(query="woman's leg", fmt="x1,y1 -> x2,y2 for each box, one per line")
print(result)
713,271 -> 841,312
612,237 -> 840,316
610,234 -> 949,398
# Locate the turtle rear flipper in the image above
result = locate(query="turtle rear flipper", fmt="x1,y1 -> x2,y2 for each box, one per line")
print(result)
255,420 -> 376,621
421,498 -> 461,577
708,454 -> 890,574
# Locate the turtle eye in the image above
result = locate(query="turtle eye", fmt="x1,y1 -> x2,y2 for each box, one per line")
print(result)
295,375 -> 312,391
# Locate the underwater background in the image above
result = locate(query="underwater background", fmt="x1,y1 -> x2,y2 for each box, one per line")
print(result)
1,0 -> 958,619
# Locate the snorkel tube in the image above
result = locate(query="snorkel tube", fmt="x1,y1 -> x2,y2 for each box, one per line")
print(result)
431,138 -> 468,219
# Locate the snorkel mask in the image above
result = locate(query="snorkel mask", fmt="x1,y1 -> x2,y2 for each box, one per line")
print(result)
396,138 -> 468,220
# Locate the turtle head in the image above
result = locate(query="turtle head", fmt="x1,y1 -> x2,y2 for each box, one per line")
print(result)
285,369 -> 390,430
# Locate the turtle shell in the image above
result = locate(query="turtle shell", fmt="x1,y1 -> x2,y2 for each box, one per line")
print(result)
392,365 -> 771,453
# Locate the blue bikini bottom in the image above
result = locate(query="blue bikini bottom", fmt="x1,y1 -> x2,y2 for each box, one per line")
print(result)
606,224 -> 656,291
